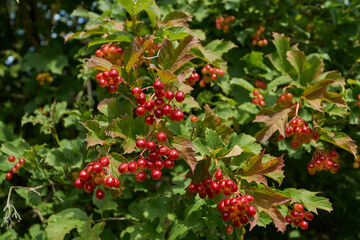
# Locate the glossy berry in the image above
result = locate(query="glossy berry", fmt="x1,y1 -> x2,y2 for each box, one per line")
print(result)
92,163 -> 102,173
84,182 -> 94,193
172,110 -> 184,122
214,170 -> 223,180
109,69 -> 119,79
146,141 -> 157,151
158,146 -> 169,156
131,87 -> 142,97
168,149 -> 179,160
165,90 -> 175,100
294,203 -> 304,212
189,182 -> 197,192
118,163 -> 128,173
225,224 -> 233,235
105,177 -> 115,187
113,178 -> 120,188
136,106 -> 145,116
246,205 -> 256,216
136,139 -> 147,149
79,169 -> 90,181
300,220 -> 308,230
145,115 -> 155,125
74,177 -> 84,189
135,171 -> 146,182
156,132 -> 167,142
95,189 -> 105,200
128,161 -> 137,173
19,158 -> 26,165
164,159 -> 175,168
151,169 -> 162,180
136,93 -> 146,105
175,91 -> 185,102
285,215 -> 293,224
8,156 -> 16,162
100,157 -> 109,166
6,172 -> 13,180
190,116 -> 198,123
108,84 -> 117,93
153,80 -> 164,90
11,167 -> 17,174
15,163 -> 21,170
304,211 -> 314,221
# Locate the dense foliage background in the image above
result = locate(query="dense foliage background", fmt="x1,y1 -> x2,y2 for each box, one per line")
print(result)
1,0 -> 360,239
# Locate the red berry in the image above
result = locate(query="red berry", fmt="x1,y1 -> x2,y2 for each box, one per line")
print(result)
151,169 -> 162,180
74,177 -> 84,189
136,106 -> 145,116
153,80 -> 164,91
19,158 -> 26,165
105,177 -> 115,187
154,108 -> 164,118
258,100 -> 265,106
135,171 -> 146,182
95,49 -> 102,57
95,189 -> 105,200
79,169 -> 90,181
108,84 -> 117,93
214,170 -> 223,180
225,225 -> 233,235
92,163 -> 102,173
155,89 -> 165,99
252,90 -> 259,96
136,93 -> 146,105
113,178 -> 120,188
131,87 -> 142,97
10,167 -> 17,174
155,159 -> 164,169
172,110 -> 184,122
162,104 -> 173,116
222,211 -> 230,221
210,181 -> 220,191
304,211 -> 314,221
285,215 -> 293,224
6,172 -> 13,180
300,220 -> 308,230
246,205 -> 256,216
290,210 -> 299,219
164,159 -> 175,168
144,100 -> 155,111
8,156 -> 16,162
190,116 -> 198,123
118,163 -> 128,173
15,163 -> 21,170
136,139 -> 147,149
148,151 -> 158,160
294,203 -> 304,212
137,158 -> 147,170
109,69 -> 119,79
146,141 -> 157,151
165,90 -> 175,100
188,182 -> 197,192
175,91 -> 185,102
128,161 -> 137,173
168,149 -> 179,160
145,115 -> 155,125
100,157 -> 109,167
154,98 -> 165,108
156,132 -> 167,142
244,194 -> 254,203
157,146 -> 169,156
84,182 -> 94,193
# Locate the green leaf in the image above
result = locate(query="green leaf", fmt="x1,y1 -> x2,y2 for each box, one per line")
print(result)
205,129 -> 223,150
281,188 -> 333,214
241,51 -> 265,69
45,208 -> 89,240
47,55 -> 68,75
158,35 -> 199,73
88,33 -> 133,48
82,120 -> 107,148
97,98 -> 124,120
205,40 -> 236,57
192,138 -> 210,156
0,138 -> 31,157
92,187 -> 118,213
227,133 -> 261,154
230,78 -> 254,92
268,33 -> 293,74
318,128 -> 357,158
117,0 -> 155,16
22,52 -> 48,72
0,121 -> 14,142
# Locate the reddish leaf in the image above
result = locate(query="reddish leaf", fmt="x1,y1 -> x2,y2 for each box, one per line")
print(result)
323,92 -> 348,109
158,35 -> 199,73
319,128 -> 357,158
86,56 -> 113,71
172,136 -> 198,173
253,105 -> 293,142
241,150 -> 285,186
124,36 -> 155,73
246,186 -> 291,233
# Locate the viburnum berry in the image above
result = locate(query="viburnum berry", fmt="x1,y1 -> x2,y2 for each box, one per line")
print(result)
146,141 -> 157,151
144,100 -> 155,111
172,110 -> 184,122
190,116 -> 198,123
135,171 -> 146,182
153,80 -> 164,91
164,159 -> 175,168
151,169 -> 162,180
19,158 -> 26,165
84,182 -> 94,193
157,146 -> 169,156
75,177 -> 85,189
145,115 -> 155,125
118,163 -> 128,173
136,93 -> 146,105
109,69 -> 119,78
131,87 -> 142,97
165,90 -> 175,100
214,170 -> 223,180
100,157 -> 109,166
136,139 -> 147,149
92,163 -> 102,173
294,203 -> 304,212
304,211 -> 314,221
168,149 -> 179,160
79,169 -> 90,181
225,224 -> 233,235
127,161 -> 137,173
156,132 -> 167,142
8,156 -> 16,162
6,172 -> 13,180
95,189 -> 105,200
135,106 -> 145,116
300,220 -> 308,230
15,163 -> 21,170
105,176 -> 115,187
11,167 -> 17,174
175,91 -> 185,102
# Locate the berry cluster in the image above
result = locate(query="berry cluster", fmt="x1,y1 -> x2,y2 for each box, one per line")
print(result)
132,80 -> 186,124
307,150 -> 340,175
36,73 -> 53,85
118,133 -> 179,181
251,26 -> 268,47
277,117 -> 319,149
255,80 -> 267,90
5,156 -> 26,180
95,44 -> 124,65
95,69 -> 123,93
74,157 -> 120,200
199,64 -> 225,87
251,90 -> 265,107
285,203 -> 313,230
185,71 -> 200,86
215,16 -> 235,33
277,92 -> 293,108
218,194 -> 257,235
188,170 -> 237,198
